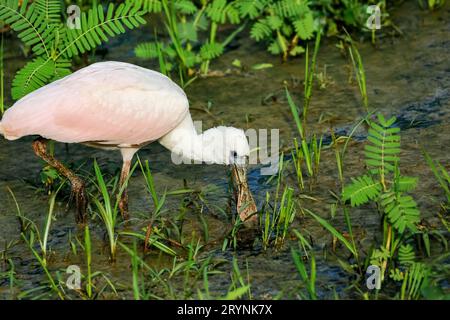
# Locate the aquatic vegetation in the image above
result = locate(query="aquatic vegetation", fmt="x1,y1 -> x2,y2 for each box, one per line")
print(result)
91,160 -> 129,261
260,156 -> 297,249
135,0 -> 244,82
243,0 -> 316,60
303,32 -> 321,120
0,0 -> 448,302
348,40 -> 369,111
291,246 -> 316,300
418,0 -> 447,10
0,0 -> 146,100
336,113 -> 448,300
423,150 -> 450,205
286,88 -> 323,190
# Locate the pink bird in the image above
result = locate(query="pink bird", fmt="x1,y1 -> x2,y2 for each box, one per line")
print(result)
0,61 -> 257,225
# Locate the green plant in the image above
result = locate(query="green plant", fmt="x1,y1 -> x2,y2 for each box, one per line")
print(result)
348,41 -> 368,111
423,150 -> 450,204
342,114 -> 421,280
134,0 -> 244,83
19,183 -> 64,266
303,31 -> 321,118
239,0 -> 316,60
260,156 -> 297,249
418,0 -> 446,10
286,88 -> 323,189
91,159 -> 136,261
0,0 -> 146,100
306,208 -> 358,258
21,231 -> 65,299
84,225 -> 93,299
291,246 -> 316,299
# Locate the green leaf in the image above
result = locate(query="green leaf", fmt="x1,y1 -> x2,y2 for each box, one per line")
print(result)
365,115 -> 401,174
175,0 -> 197,15
250,19 -> 271,41
135,42 -> 159,59
396,176 -> 418,192
381,192 -> 420,233
11,57 -> 56,99
0,0 -> 53,57
342,175 -> 382,206
293,11 -> 314,40
236,0 -> 265,19
199,42 -> 223,60
62,2 -> 146,58
306,209 -> 357,257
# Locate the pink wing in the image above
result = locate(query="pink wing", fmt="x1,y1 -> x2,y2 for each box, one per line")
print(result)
1,62 -> 189,145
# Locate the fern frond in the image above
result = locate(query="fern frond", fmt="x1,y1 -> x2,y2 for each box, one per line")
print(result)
135,41 -> 159,59
175,0 -> 197,15
62,3 -> 146,58
35,0 -> 60,24
236,0 -> 266,19
0,0 -> 52,57
206,0 -> 240,24
396,176 -> 418,192
250,19 -> 271,41
381,192 -> 420,233
365,114 -> 401,174
293,10 -> 314,40
133,0 -> 161,13
11,57 -> 56,99
199,42 -> 223,60
267,14 -> 283,30
342,175 -> 382,207
402,262 -> 428,300
398,244 -> 415,266
273,0 -> 305,18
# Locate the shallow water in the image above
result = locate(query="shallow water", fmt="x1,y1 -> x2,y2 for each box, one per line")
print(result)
0,1 -> 449,299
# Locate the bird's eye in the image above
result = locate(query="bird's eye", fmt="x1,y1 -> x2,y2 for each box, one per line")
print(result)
231,151 -> 238,158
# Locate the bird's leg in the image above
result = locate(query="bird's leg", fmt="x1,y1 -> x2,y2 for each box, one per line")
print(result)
118,148 -> 137,220
32,137 -> 88,224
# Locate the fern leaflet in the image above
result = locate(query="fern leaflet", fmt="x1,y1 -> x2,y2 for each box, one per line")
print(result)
342,175 -> 382,206
381,192 -> 420,233
365,114 -> 401,176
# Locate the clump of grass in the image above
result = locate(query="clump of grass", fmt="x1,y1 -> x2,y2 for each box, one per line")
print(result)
291,247 -> 317,300
261,156 -> 297,250
422,150 -> 450,204
198,256 -> 250,300
303,31 -> 321,123
21,231 -> 65,299
91,160 -> 137,261
348,41 -> 368,112
20,183 -> 64,266
287,88 -> 323,190
91,160 -> 120,260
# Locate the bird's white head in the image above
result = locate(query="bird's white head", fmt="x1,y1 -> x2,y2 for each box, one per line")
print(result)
201,126 -> 250,165
201,126 -> 257,225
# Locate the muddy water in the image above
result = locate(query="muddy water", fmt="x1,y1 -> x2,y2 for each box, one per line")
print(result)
0,1 -> 449,299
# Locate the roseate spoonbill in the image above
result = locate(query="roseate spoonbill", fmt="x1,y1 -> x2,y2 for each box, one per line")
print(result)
0,61 -> 257,225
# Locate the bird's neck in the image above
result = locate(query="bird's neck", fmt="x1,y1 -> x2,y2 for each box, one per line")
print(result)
158,114 -> 218,164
